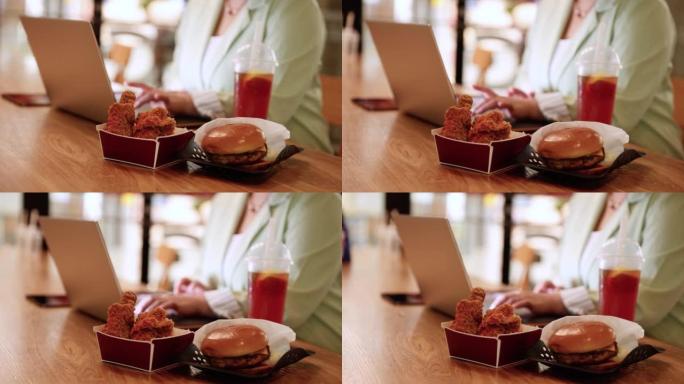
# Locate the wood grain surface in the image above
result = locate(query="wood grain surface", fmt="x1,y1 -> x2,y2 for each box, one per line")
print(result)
0,46 -> 341,192
342,53 -> 684,192
342,245 -> 684,383
0,245 -> 341,383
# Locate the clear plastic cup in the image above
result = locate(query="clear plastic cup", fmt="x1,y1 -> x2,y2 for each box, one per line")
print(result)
233,44 -> 277,118
576,46 -> 621,124
246,241 -> 291,323
598,238 -> 644,321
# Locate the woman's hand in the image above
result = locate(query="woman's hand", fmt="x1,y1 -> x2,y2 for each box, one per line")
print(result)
495,291 -> 568,316
140,294 -> 214,318
473,85 -> 545,121
533,280 -> 562,294
174,277 -> 208,296
127,82 -> 199,116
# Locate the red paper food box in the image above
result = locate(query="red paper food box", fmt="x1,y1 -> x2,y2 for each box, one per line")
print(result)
431,128 -> 531,174
96,124 -> 194,169
93,325 -> 194,372
441,322 -> 541,368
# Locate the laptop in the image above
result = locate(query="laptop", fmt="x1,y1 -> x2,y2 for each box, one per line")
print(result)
391,213 -> 474,316
38,217 -> 210,328
367,21 -> 476,126
20,16 -> 208,127
20,16 -> 116,122
391,213 -> 534,320
38,217 -> 122,320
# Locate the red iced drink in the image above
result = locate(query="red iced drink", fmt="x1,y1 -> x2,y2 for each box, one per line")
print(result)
248,271 -> 289,323
577,75 -> 617,124
599,268 -> 640,321
234,71 -> 273,118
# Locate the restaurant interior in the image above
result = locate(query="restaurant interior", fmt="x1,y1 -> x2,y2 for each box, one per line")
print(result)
342,0 -> 684,192
0,0 -> 343,191
342,192 -> 684,382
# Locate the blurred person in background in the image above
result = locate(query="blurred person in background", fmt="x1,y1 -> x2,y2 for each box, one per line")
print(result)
142,193 -> 342,353
496,193 -> 684,348
132,0 -> 333,152
474,0 -> 684,159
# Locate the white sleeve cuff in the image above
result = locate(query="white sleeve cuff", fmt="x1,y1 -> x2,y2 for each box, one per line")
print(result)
535,92 -> 571,122
189,90 -> 227,119
560,286 -> 596,315
204,288 -> 243,319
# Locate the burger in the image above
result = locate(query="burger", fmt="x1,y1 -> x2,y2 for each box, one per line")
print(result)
201,123 -> 267,165
200,324 -> 271,369
548,321 -> 618,366
537,127 -> 605,170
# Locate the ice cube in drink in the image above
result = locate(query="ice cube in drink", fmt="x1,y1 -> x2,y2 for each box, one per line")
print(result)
577,75 -> 617,124
248,271 -> 289,323
234,71 -> 274,118
599,268 -> 640,321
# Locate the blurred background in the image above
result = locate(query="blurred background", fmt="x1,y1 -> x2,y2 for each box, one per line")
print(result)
342,0 -> 684,87
0,192 -> 214,290
0,0 -> 343,150
342,193 -> 571,289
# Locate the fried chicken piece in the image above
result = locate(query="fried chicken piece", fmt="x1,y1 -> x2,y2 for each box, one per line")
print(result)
106,102 -> 135,136
456,94 -> 473,109
468,110 -> 512,143
477,303 -> 522,337
450,287 -> 486,334
130,307 -> 174,341
442,95 -> 474,141
102,291 -> 137,338
119,90 -> 136,105
132,107 -> 176,139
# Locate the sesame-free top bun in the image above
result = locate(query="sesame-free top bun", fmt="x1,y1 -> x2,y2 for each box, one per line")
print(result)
549,321 -> 615,354
537,127 -> 605,170
538,127 -> 603,159
200,324 -> 271,369
202,124 -> 265,155
201,124 -> 267,165
548,321 -> 618,365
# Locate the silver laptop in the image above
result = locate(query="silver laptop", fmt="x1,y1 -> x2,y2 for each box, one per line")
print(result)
391,213 -> 473,316
367,20 -> 463,126
38,217 -> 122,320
21,16 -> 116,122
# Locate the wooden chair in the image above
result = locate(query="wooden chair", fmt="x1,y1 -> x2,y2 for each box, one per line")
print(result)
472,46 -> 493,87
109,43 -> 132,84
672,76 -> 684,148
512,243 -> 539,291
155,244 -> 179,291
320,74 -> 342,154
320,74 -> 342,126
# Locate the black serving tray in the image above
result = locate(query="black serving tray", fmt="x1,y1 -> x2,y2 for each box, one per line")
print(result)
181,344 -> 314,379
182,141 -> 302,180
518,146 -> 645,181
527,340 -> 662,375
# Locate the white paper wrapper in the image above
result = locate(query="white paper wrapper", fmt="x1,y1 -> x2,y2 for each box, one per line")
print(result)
194,118 -> 290,162
193,319 -> 296,366
530,122 -> 629,166
541,315 -> 644,362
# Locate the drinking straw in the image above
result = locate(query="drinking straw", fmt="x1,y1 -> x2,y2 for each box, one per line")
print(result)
617,209 -> 628,256
592,13 -> 610,67
249,16 -> 266,70
263,216 -> 277,259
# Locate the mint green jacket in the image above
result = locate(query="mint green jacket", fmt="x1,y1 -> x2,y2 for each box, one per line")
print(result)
199,193 -> 341,353
517,0 -> 684,158
559,193 -> 684,348
164,0 -> 333,153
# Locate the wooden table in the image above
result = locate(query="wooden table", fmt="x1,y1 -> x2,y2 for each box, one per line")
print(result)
342,245 -> 684,383
342,54 -> 684,192
0,42 -> 340,192
0,245 -> 341,383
